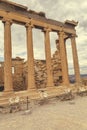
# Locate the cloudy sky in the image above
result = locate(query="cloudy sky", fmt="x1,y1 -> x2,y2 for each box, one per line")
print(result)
0,0 -> 87,75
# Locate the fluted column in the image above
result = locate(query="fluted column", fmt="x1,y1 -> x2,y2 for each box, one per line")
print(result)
71,35 -> 81,84
58,31 -> 69,86
64,39 -> 69,77
3,19 -> 13,92
43,28 -> 54,87
26,23 -> 36,89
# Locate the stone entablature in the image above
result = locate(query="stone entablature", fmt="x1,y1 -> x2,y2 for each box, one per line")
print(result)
0,0 -> 77,34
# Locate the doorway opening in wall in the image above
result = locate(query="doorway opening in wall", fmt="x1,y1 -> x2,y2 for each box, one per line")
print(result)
12,66 -> 15,74
12,24 -> 27,91
0,21 -> 4,91
66,39 -> 75,84
50,32 -> 62,86
33,28 -> 46,88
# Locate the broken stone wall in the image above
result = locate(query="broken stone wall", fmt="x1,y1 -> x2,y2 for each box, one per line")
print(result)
34,60 -> 47,88
52,50 -> 62,86
23,48 -> 62,89
0,43 -> 63,91
12,57 -> 26,91
82,78 -> 87,86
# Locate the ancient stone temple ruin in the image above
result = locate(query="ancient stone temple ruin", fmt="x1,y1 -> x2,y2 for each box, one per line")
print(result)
0,0 -> 83,105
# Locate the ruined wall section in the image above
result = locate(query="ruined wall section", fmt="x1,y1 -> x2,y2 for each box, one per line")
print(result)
22,62 -> 28,90
82,78 -> 87,86
12,57 -> 26,91
0,47 -> 62,90
52,50 -> 62,86
34,60 -> 47,88
34,40 -> 62,88
23,47 -> 62,89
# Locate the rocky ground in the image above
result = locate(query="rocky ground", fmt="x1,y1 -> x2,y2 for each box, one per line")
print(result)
0,95 -> 87,130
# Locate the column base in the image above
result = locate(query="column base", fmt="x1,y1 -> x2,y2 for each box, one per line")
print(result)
27,85 -> 36,90
62,82 -> 70,87
75,81 -> 83,87
27,87 -> 37,92
46,83 -> 54,88
46,86 -> 54,89
3,90 -> 14,96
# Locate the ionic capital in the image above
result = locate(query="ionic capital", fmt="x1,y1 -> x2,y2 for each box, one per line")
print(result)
43,27 -> 51,33
58,31 -> 65,38
25,22 -> 34,29
2,18 -> 13,25
70,34 -> 77,38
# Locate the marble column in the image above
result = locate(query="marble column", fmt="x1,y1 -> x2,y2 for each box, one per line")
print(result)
3,19 -> 13,92
26,23 -> 36,89
43,28 -> 54,87
71,35 -> 81,84
58,31 -> 69,86
64,39 -> 69,78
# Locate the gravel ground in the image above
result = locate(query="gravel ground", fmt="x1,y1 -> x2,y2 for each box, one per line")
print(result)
0,96 -> 87,130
